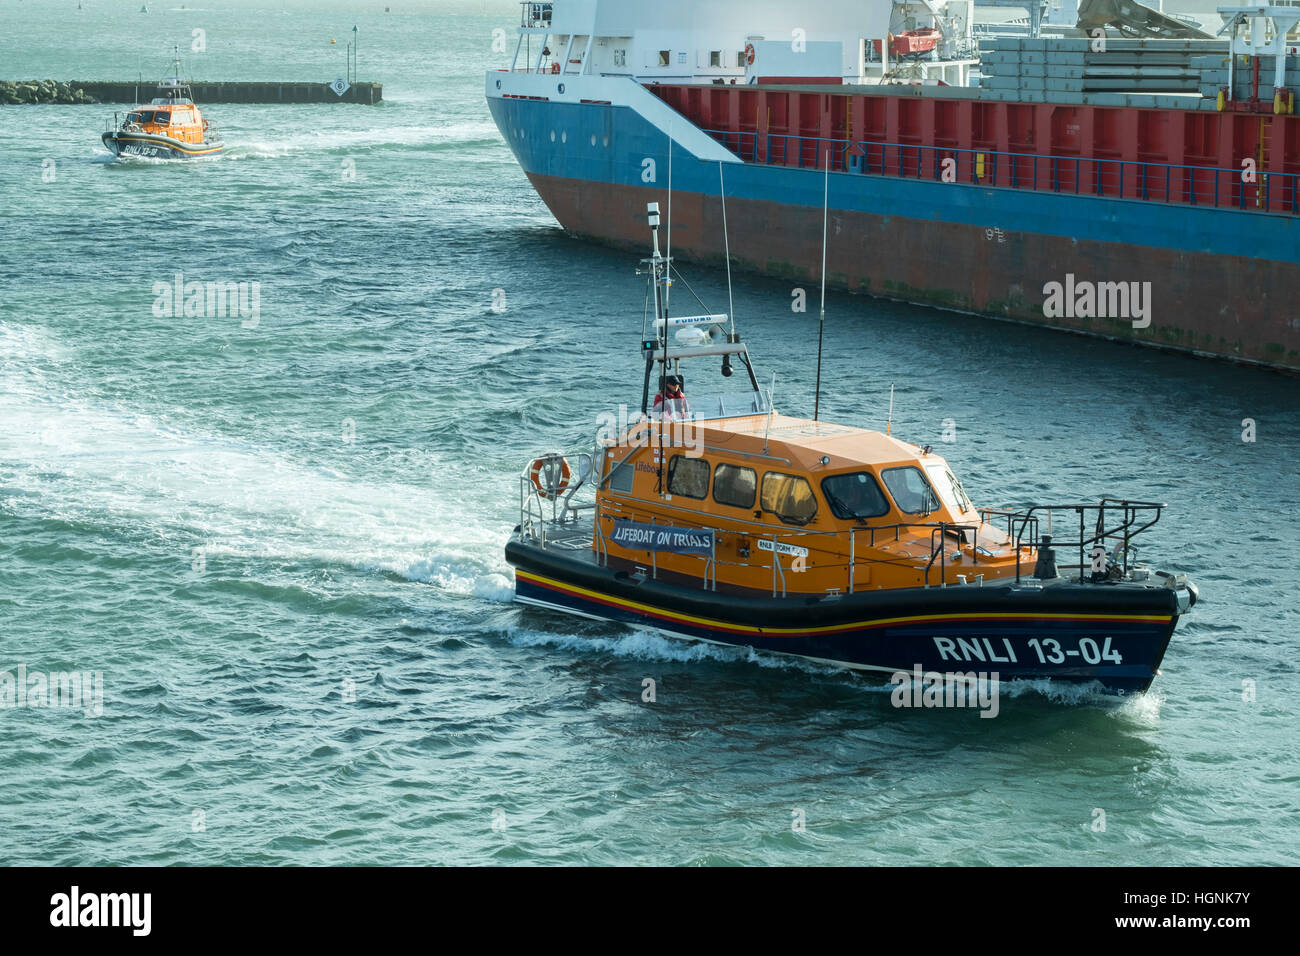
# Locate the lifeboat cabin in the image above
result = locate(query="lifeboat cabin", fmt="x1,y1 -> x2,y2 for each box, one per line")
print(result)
506,204 -> 1197,694
102,63 -> 222,160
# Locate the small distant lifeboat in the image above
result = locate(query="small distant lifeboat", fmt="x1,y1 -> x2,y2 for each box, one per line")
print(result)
503,202 -> 1199,694
102,53 -> 222,160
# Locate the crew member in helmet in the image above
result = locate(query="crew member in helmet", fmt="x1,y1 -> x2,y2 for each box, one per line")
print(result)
653,375 -> 691,420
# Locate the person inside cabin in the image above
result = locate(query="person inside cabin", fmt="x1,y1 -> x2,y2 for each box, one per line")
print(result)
654,375 -> 691,420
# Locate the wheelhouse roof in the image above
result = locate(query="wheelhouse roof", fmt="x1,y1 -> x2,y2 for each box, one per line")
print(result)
684,413 -> 934,470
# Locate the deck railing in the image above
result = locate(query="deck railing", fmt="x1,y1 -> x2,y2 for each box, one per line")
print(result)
700,127 -> 1300,215
593,498 -> 1000,597
580,497 -> 1167,596
979,499 -> 1164,584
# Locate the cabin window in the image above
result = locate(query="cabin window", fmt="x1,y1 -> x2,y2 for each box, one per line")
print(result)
713,463 -> 756,509
821,472 -> 890,520
737,51 -> 747,67
605,455 -> 635,493
881,466 -> 941,516
710,50 -> 722,68
667,454 -> 710,499
924,463 -> 974,515
658,50 -> 671,67
761,472 -> 818,525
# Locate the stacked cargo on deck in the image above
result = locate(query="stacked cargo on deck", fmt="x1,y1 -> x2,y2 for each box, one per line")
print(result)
978,37 -> 1230,102
1195,53 -> 1300,101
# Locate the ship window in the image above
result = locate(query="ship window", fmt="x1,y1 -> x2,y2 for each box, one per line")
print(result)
710,50 -> 722,67
737,52 -> 747,67
881,466 -> 941,516
667,454 -> 710,500
713,463 -> 756,509
658,50 -> 670,67
821,472 -> 890,520
761,473 -> 817,525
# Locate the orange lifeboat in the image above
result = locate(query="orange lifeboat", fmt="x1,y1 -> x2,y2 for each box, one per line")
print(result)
503,201 -> 1199,693
102,53 -> 222,160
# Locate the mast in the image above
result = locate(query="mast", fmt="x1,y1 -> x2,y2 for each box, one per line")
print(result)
643,201 -> 673,495
814,150 -> 829,421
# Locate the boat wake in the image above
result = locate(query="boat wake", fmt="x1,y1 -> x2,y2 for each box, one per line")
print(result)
502,623 -> 847,674
222,121 -> 500,160
0,320 -> 514,603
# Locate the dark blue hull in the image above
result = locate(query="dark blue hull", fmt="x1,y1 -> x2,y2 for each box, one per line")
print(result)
102,131 -> 221,160
507,536 -> 1182,693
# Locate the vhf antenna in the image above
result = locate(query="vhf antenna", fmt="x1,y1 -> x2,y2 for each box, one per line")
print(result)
814,150 -> 829,421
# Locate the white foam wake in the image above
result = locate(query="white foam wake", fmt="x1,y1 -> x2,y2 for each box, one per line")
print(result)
0,320 -> 515,600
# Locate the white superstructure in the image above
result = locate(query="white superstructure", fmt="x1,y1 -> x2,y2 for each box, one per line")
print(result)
512,0 -> 979,87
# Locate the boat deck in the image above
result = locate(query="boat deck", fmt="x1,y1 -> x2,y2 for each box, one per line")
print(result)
538,520 -> 597,557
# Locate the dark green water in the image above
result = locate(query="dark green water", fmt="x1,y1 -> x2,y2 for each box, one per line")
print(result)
0,0 -> 1297,865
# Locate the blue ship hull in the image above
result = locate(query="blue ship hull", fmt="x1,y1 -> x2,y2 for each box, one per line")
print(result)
487,81 -> 1300,370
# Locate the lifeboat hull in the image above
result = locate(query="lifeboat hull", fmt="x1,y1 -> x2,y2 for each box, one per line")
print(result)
506,533 -> 1185,694
101,130 -> 222,160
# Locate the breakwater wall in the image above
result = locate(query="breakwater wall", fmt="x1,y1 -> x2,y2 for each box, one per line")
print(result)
2,80 -> 383,105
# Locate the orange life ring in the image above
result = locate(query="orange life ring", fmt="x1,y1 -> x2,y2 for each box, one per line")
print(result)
744,43 -> 756,66
550,62 -> 561,74
527,455 -> 571,499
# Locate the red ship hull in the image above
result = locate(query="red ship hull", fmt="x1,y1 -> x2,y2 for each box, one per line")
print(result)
528,170 -> 1300,367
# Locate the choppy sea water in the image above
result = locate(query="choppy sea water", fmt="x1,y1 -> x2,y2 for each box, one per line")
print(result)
0,0 -> 1297,866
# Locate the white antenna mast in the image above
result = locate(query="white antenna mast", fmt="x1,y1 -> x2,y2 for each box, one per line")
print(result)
719,162 -> 735,337
665,124 -> 673,317
813,150 -> 829,421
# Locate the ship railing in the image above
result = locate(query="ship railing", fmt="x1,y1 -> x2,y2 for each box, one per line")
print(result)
107,114 -> 142,133
697,127 -> 1300,216
979,499 -> 1164,584
518,452 -> 596,547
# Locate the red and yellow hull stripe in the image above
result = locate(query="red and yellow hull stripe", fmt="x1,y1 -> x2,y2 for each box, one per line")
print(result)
514,569 -> 1173,638
109,135 -> 222,156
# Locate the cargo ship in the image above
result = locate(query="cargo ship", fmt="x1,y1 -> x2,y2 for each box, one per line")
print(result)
486,1 -> 1300,371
